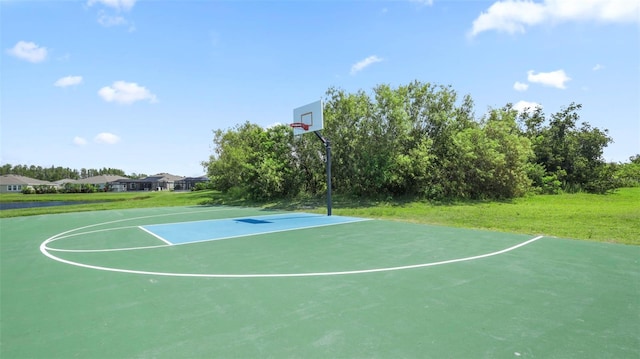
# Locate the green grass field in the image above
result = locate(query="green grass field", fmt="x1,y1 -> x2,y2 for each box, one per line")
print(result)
1,187 -> 639,244
328,188 -> 640,245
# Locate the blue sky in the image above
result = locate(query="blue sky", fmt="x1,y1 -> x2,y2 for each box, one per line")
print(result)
1,0 -> 638,177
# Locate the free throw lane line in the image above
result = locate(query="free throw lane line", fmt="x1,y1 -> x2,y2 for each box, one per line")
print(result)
138,226 -> 173,245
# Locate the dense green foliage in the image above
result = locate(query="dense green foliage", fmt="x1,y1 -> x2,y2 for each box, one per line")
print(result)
611,155 -> 640,188
0,164 -> 135,181
206,123 -> 300,200
205,81 -> 625,200
518,103 -> 616,193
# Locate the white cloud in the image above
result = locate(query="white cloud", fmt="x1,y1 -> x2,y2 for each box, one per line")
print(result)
98,12 -> 127,27
6,41 -> 48,63
73,136 -> 88,146
87,0 -> 136,11
98,81 -> 158,104
470,1 -> 546,36
513,81 -> 529,91
54,76 -> 83,87
94,132 -> 121,144
527,69 -> 571,89
350,55 -> 383,75
470,0 -> 640,37
513,100 -> 542,114
266,122 -> 284,129
89,1 -> 136,29
592,64 -> 605,71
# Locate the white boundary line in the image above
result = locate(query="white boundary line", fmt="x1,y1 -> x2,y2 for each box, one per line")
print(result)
40,236 -> 544,278
40,215 -> 544,277
38,207 -> 545,279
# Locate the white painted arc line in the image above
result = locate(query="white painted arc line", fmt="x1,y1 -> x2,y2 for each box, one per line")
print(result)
50,226 -> 141,240
46,244 -> 170,253
138,226 -> 173,245
39,235 -> 545,278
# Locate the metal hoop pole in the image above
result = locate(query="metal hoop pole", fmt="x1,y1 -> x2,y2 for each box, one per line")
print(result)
314,131 -> 332,216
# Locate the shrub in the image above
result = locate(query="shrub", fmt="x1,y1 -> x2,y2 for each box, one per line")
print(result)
34,185 -> 58,194
614,161 -> 640,188
526,163 -> 562,194
226,186 -> 247,199
81,184 -> 98,193
192,182 -> 215,191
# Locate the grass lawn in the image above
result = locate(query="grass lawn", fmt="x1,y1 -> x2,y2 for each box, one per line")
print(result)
327,188 -> 639,245
1,187 -> 638,245
0,190 -> 215,215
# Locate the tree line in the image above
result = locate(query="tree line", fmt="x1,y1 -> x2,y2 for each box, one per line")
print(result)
204,81 -> 640,201
0,164 -> 147,182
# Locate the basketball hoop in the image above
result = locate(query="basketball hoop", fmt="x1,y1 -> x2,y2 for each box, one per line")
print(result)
292,99 -> 331,216
290,122 -> 310,131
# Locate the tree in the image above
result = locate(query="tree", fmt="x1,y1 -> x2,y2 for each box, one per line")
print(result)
322,87 -> 375,196
464,107 -> 532,198
519,103 -> 613,193
205,122 -> 299,200
321,81 -> 476,198
612,155 -> 640,188
205,83 -> 618,201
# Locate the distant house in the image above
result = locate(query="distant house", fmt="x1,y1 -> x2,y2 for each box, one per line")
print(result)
115,173 -> 185,191
176,176 -> 210,190
143,173 -> 184,191
0,175 -> 56,193
0,173 -> 203,193
73,175 -> 129,191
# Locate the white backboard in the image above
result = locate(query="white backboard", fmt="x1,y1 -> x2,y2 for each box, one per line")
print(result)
292,100 -> 324,135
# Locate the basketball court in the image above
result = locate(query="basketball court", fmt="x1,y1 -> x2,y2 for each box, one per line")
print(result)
1,205 -> 638,358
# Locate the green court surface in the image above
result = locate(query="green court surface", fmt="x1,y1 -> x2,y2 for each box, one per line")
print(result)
1,206 -> 638,358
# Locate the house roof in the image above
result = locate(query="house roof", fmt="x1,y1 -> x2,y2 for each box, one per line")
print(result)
74,175 -> 129,184
53,178 -> 77,185
0,174 -> 54,186
182,176 -> 209,181
142,173 -> 184,182
106,173 -> 188,183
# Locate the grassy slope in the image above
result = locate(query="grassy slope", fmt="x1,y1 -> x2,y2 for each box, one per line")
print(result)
327,188 -> 639,245
1,188 -> 638,245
